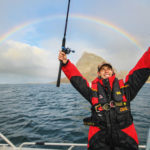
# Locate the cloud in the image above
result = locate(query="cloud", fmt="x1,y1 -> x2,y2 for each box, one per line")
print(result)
0,35 -> 147,84
40,33 -> 144,72
0,40 -> 59,83
65,24 -> 143,72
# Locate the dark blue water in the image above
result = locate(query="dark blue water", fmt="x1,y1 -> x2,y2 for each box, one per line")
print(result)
0,83 -> 150,149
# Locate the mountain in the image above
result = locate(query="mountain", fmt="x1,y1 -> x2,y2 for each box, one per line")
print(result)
76,52 -> 107,81
61,52 -> 104,83
60,52 -> 150,83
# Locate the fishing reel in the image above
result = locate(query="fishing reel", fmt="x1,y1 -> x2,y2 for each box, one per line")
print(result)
62,47 -> 75,54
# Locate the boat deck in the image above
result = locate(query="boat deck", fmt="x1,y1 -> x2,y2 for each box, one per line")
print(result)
0,129 -> 150,150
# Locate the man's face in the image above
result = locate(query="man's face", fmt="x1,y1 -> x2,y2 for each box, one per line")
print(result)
98,65 -> 113,79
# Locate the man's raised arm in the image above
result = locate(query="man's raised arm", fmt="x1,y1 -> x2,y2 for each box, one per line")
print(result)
125,47 -> 150,101
58,51 -> 92,102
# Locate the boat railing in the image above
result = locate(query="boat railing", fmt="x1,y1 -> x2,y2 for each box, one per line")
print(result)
19,142 -> 147,150
0,132 -> 16,149
0,132 -> 148,150
19,142 -> 87,150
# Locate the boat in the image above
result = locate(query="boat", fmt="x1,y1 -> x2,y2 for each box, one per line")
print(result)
0,128 -> 150,150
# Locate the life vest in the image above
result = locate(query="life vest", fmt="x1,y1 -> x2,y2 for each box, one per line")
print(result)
83,75 -> 133,129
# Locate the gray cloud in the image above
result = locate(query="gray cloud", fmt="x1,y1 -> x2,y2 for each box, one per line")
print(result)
0,40 -> 59,83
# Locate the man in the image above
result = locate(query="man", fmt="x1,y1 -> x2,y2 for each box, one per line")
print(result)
58,47 -> 150,150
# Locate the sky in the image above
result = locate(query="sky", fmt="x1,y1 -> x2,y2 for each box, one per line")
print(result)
0,0 -> 149,84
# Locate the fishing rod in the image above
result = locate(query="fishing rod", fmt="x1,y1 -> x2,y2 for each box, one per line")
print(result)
56,0 -> 74,87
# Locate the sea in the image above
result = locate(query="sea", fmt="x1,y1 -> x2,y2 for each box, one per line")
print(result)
0,83 -> 150,149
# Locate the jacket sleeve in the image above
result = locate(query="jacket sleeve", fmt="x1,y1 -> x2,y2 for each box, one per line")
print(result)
62,60 -> 92,102
125,47 -> 150,101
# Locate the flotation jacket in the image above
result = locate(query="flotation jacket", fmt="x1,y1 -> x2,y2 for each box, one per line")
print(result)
83,75 -> 133,130
62,47 -> 150,150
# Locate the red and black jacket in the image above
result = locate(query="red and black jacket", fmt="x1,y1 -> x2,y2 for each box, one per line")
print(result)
62,47 -> 150,149
87,76 -> 132,128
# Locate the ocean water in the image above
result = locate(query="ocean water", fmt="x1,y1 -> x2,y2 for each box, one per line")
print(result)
0,83 -> 150,149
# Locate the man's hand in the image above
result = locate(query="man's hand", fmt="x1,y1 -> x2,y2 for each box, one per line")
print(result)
58,51 -> 68,64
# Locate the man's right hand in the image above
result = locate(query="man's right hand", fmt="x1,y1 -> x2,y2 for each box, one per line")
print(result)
58,51 -> 68,64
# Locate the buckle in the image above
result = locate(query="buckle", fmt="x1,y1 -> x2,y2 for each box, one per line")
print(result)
95,104 -> 102,112
95,101 -> 116,112
109,101 -> 115,108
102,103 -> 110,110
102,101 -> 115,111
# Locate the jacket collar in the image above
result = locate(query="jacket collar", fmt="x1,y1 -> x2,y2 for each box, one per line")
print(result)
92,74 -> 116,90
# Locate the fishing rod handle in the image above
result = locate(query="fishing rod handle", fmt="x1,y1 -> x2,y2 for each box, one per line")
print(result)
56,61 -> 63,87
56,37 -> 65,87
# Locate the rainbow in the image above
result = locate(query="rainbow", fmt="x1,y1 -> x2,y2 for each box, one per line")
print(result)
0,14 -> 141,49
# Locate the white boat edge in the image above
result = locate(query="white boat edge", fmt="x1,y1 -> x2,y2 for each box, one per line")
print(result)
0,128 -> 150,150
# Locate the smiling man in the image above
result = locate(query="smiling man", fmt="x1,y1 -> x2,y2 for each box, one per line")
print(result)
58,47 -> 150,150
97,63 -> 114,79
